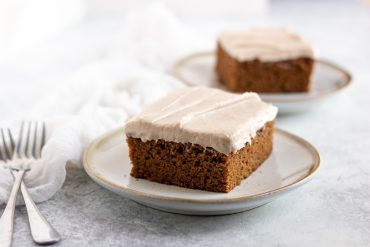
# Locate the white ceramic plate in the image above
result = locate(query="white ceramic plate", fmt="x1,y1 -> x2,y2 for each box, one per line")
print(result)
172,51 -> 352,114
83,127 -> 320,215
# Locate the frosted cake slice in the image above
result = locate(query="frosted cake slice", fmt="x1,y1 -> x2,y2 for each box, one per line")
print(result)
216,27 -> 315,93
124,87 -> 278,192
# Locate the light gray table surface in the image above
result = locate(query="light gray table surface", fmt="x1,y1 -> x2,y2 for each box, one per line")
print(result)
1,0 -> 370,246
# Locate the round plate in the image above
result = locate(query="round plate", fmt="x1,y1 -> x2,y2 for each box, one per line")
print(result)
172,52 -> 352,114
83,127 -> 320,215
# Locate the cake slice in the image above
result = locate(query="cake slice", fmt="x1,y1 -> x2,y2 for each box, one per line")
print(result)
124,87 -> 278,192
216,28 -> 315,93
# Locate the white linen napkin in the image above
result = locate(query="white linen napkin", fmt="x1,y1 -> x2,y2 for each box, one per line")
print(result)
0,3 -> 209,205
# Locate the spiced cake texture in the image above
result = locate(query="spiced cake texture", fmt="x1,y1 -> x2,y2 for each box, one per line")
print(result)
128,122 -> 274,193
216,28 -> 315,93
124,87 -> 278,193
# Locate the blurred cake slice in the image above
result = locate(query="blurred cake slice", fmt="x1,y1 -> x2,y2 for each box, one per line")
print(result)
124,87 -> 278,192
216,27 -> 315,93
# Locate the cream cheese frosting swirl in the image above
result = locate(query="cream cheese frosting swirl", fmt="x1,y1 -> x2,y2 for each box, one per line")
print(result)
125,87 -> 278,154
218,27 -> 315,62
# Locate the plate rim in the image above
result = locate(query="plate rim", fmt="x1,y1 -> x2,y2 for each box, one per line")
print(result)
83,127 -> 321,203
171,51 -> 352,103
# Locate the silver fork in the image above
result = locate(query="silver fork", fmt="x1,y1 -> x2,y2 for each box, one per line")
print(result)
0,122 -> 61,246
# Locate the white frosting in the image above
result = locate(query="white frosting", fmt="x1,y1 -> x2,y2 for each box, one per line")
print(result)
218,27 -> 314,62
124,87 -> 278,154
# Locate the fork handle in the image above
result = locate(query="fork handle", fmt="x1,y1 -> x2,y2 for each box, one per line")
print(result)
19,176 -> 61,245
0,170 -> 25,247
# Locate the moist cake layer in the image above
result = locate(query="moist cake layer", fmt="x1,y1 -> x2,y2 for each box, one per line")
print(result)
124,87 -> 277,154
128,122 -> 274,193
218,27 -> 315,62
216,44 -> 314,93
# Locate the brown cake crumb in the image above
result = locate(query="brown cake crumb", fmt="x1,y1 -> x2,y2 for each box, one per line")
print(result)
127,122 -> 274,193
216,43 -> 314,93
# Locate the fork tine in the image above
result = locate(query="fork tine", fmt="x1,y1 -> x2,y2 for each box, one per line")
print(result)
8,128 -> 15,156
7,121 -> 45,160
41,122 -> 46,158
24,121 -> 32,158
41,122 -> 46,149
1,128 -> 11,160
17,121 -> 25,157
0,128 -> 15,161
32,122 -> 38,158
1,129 -> 5,160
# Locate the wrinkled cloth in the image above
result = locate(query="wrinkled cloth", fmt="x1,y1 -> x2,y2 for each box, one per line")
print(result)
0,3 -> 209,205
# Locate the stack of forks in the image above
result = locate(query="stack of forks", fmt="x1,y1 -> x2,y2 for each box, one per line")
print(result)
0,122 -> 61,246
